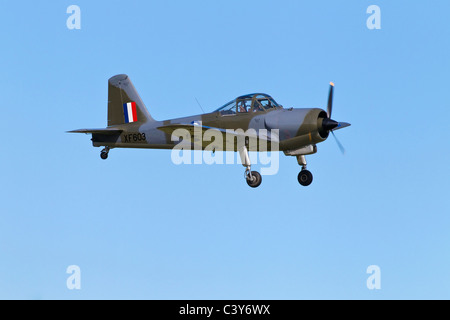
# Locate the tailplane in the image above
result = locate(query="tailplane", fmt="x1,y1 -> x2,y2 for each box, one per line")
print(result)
67,128 -> 122,135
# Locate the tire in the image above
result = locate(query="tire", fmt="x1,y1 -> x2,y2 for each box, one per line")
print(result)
298,170 -> 313,186
100,152 -> 108,160
246,171 -> 262,188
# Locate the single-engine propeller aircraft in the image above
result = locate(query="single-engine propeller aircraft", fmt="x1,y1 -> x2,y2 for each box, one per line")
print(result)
69,74 -> 350,188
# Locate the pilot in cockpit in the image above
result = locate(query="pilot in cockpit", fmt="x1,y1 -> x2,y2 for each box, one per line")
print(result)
253,101 -> 264,112
238,101 -> 248,113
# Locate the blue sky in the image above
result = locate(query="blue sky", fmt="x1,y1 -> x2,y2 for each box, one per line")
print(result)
0,0 -> 449,299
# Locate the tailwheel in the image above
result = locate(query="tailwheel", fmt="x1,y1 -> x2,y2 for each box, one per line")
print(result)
100,147 -> 110,160
298,170 -> 313,186
246,171 -> 262,188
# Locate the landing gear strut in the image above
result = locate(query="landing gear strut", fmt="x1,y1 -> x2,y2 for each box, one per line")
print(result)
297,155 -> 313,186
100,147 -> 110,160
239,146 -> 262,188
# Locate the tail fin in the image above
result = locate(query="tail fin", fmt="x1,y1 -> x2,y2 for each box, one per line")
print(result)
107,74 -> 155,126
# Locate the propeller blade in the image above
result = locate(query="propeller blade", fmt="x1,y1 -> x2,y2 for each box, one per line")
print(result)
327,82 -> 334,118
331,130 -> 346,155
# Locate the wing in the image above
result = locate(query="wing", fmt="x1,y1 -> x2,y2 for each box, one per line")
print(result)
157,123 -> 276,151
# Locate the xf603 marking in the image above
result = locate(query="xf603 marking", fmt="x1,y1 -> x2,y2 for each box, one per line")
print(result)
123,133 -> 146,143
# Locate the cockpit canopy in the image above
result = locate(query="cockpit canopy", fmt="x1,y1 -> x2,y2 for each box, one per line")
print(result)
215,93 -> 281,115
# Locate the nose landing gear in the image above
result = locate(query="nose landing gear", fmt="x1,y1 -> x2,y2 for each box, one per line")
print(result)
297,155 -> 313,186
298,169 -> 313,186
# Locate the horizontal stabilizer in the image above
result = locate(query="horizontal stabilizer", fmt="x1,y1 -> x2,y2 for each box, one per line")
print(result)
67,128 -> 123,135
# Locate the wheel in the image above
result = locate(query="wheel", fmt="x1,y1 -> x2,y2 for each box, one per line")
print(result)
246,171 -> 262,188
100,152 -> 108,160
298,170 -> 313,186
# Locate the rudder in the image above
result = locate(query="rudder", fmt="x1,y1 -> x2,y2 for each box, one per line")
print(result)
107,74 -> 155,126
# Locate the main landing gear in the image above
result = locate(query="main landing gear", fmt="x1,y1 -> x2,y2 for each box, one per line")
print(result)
240,146 -> 262,188
238,147 -> 314,188
246,169 -> 262,188
297,155 -> 313,187
100,147 -> 110,160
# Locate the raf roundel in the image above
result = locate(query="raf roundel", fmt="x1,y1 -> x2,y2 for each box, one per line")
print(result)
123,102 -> 138,123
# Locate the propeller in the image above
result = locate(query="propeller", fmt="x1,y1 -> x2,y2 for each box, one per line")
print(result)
327,82 -> 334,118
321,82 -> 350,154
331,131 -> 346,154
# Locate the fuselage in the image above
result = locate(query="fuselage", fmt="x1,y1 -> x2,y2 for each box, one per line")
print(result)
92,107 -> 330,153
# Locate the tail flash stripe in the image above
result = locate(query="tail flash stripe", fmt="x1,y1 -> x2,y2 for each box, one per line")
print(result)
123,103 -> 129,123
131,102 -> 138,122
123,102 -> 138,123
127,103 -> 134,122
